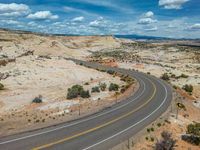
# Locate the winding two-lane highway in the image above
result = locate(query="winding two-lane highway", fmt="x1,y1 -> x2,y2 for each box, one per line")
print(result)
0,59 -> 172,150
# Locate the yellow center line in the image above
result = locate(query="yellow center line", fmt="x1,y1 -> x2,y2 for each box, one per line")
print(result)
32,79 -> 156,150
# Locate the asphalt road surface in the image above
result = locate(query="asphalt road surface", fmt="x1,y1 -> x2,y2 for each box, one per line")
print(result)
0,59 -> 172,150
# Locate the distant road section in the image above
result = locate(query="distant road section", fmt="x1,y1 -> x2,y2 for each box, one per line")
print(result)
0,59 -> 172,150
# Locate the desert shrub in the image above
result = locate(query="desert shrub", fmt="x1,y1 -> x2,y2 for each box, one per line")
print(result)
186,123 -> 200,136
179,73 -> 188,78
80,90 -> 90,98
120,75 -> 134,84
181,134 -> 200,146
147,128 -> 150,133
155,131 -> 176,150
32,95 -> 42,103
109,83 -> 119,91
91,86 -> 100,93
99,83 -> 107,91
67,85 -> 84,99
84,82 -> 89,85
150,137 -> 154,142
107,70 -> 115,75
157,123 -> 162,127
161,73 -> 170,81
0,83 -> 4,90
182,84 -> 193,93
151,127 -> 154,132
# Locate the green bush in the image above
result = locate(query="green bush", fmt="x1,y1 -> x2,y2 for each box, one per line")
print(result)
67,85 -> 84,99
0,83 -> 4,90
107,70 -> 115,75
80,90 -> 90,98
155,131 -> 176,150
182,134 -> 200,146
109,83 -> 119,91
91,86 -> 100,93
67,84 -> 91,99
182,84 -> 193,93
187,123 -> 200,136
157,123 -> 162,127
99,83 -> 107,91
32,96 -> 42,103
161,73 -> 170,81
180,73 -> 188,78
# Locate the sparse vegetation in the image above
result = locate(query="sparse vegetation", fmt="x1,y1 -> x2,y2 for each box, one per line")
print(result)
99,82 -> 107,91
179,73 -> 188,78
182,84 -> 193,93
155,131 -> 176,150
67,84 -> 90,99
32,95 -> 43,103
157,123 -> 162,127
107,70 -> 115,75
0,83 -> 4,90
91,86 -> 100,93
181,123 -> 200,145
109,83 -> 119,91
186,123 -> 200,136
161,73 -> 170,81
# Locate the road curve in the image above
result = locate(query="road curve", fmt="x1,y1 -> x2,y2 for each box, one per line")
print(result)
0,59 -> 172,150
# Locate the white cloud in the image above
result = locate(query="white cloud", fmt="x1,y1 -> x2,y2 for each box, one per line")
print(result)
188,23 -> 200,30
144,11 -> 154,18
145,26 -> 158,31
72,16 -> 84,22
0,19 -> 20,25
0,3 -> 30,17
89,17 -> 105,27
159,0 -> 189,9
138,18 -> 157,25
27,11 -> 58,20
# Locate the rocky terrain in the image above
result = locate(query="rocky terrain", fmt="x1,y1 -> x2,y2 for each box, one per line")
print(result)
0,28 -> 199,149
90,39 -> 200,150
0,29 -> 135,136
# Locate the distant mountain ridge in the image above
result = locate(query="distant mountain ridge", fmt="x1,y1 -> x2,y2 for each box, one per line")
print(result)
115,34 -> 200,40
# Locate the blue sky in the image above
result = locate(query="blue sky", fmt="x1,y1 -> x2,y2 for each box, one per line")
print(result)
0,0 -> 199,38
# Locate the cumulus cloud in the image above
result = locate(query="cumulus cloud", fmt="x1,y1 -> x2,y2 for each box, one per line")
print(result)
27,11 -> 58,20
159,0 -> 189,9
144,11 -> 154,18
0,3 -> 30,17
188,23 -> 200,30
138,18 -> 157,25
72,16 -> 84,22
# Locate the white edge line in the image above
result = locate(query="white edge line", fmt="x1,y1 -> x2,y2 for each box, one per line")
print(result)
0,76 -> 146,145
82,78 -> 169,150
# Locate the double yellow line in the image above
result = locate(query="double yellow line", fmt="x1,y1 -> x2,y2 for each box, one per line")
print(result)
33,79 -> 156,150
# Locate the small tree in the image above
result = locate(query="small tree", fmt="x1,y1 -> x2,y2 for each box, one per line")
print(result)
99,83 -> 107,91
67,85 -> 84,99
91,86 -> 100,93
80,90 -> 90,98
186,123 -> 200,136
109,83 -> 119,91
161,73 -> 170,81
155,131 -> 176,150
0,83 -> 4,90
32,95 -> 43,103
182,84 -> 193,93
107,70 -> 115,75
